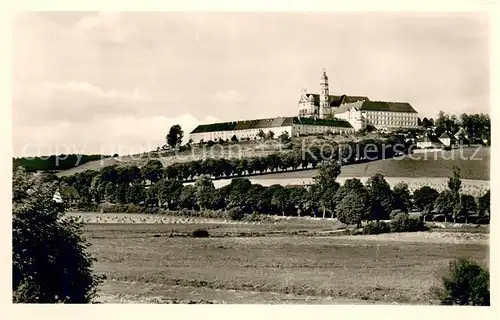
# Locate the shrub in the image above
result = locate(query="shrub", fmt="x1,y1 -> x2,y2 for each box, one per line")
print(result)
389,212 -> 426,232
389,209 -> 402,219
363,221 -> 391,234
363,221 -> 390,235
227,208 -> 244,221
243,212 -> 272,223
192,229 -> 210,238
432,258 -> 489,306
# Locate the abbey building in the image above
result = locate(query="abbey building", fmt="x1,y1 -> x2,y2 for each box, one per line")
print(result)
298,70 -> 419,131
189,70 -> 418,144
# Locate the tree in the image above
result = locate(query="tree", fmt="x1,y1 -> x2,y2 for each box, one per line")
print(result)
266,130 -> 275,140
104,182 -> 117,203
448,167 -> 462,195
12,167 -> 103,303
311,160 -> 342,217
335,191 -> 370,228
267,153 -> 281,172
115,183 -> 129,204
257,129 -> 266,140
231,135 -> 239,143
227,178 -> 253,211
165,165 -> 179,180
270,185 -> 290,216
448,167 -> 462,222
179,185 -> 197,210
312,160 -> 341,190
433,258 -> 489,306
116,165 -> 141,184
435,190 -> 455,222
90,175 -> 105,203
413,186 -> 439,221
145,185 -> 158,207
277,131 -> 290,143
318,184 -> 339,218
460,194 -> 477,223
194,175 -> 215,210
392,182 -> 411,213
141,159 -> 164,183
166,124 -> 184,149
126,183 -> 146,205
246,184 -> 270,214
421,117 -> 434,128
156,179 -> 184,209
288,186 -> 308,217
208,188 -> 227,210
478,190 -> 490,217
365,173 -> 393,222
249,157 -> 265,174
101,165 -> 118,183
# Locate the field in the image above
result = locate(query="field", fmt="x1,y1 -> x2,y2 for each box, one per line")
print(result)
83,218 -> 489,304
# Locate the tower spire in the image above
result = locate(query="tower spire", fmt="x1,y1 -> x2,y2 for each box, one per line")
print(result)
319,68 -> 329,118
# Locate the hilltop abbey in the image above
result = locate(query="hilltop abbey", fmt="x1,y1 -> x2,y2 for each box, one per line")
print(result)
189,70 -> 418,143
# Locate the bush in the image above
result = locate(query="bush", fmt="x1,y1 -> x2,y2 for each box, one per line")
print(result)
389,212 -> 426,232
432,258 -> 489,306
192,229 -> 210,238
363,221 -> 390,235
389,209 -> 402,219
227,208 -> 244,221
243,212 -> 272,223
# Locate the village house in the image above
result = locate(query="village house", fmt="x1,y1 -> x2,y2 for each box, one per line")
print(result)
438,132 -> 456,148
416,133 -> 444,149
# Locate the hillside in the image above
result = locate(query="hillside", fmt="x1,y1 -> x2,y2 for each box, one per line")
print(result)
55,133 -> 383,177
251,147 -> 490,181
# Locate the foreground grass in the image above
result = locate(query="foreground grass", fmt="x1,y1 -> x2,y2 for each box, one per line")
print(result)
85,224 -> 488,304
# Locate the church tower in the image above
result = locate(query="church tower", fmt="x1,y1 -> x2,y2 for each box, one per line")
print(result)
319,69 -> 329,119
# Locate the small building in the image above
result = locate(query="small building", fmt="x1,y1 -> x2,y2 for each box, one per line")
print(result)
454,127 -> 469,140
416,134 -> 443,149
438,131 -> 456,148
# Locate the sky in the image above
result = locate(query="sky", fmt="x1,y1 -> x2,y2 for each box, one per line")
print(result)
12,12 -> 490,157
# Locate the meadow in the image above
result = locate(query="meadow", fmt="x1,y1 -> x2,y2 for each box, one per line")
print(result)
83,219 -> 489,304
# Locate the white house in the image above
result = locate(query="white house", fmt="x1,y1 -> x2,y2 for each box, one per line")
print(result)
416,134 -> 443,149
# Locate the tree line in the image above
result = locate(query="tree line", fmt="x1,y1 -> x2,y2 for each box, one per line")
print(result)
13,154 -> 112,172
420,111 -> 490,142
55,157 -> 489,226
53,135 -> 410,204
156,135 -> 410,182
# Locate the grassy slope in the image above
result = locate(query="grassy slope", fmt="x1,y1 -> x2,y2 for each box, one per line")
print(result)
252,147 -> 490,181
55,157 -> 120,177
54,134 -> 380,177
86,223 -> 488,304
56,143 -> 489,181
